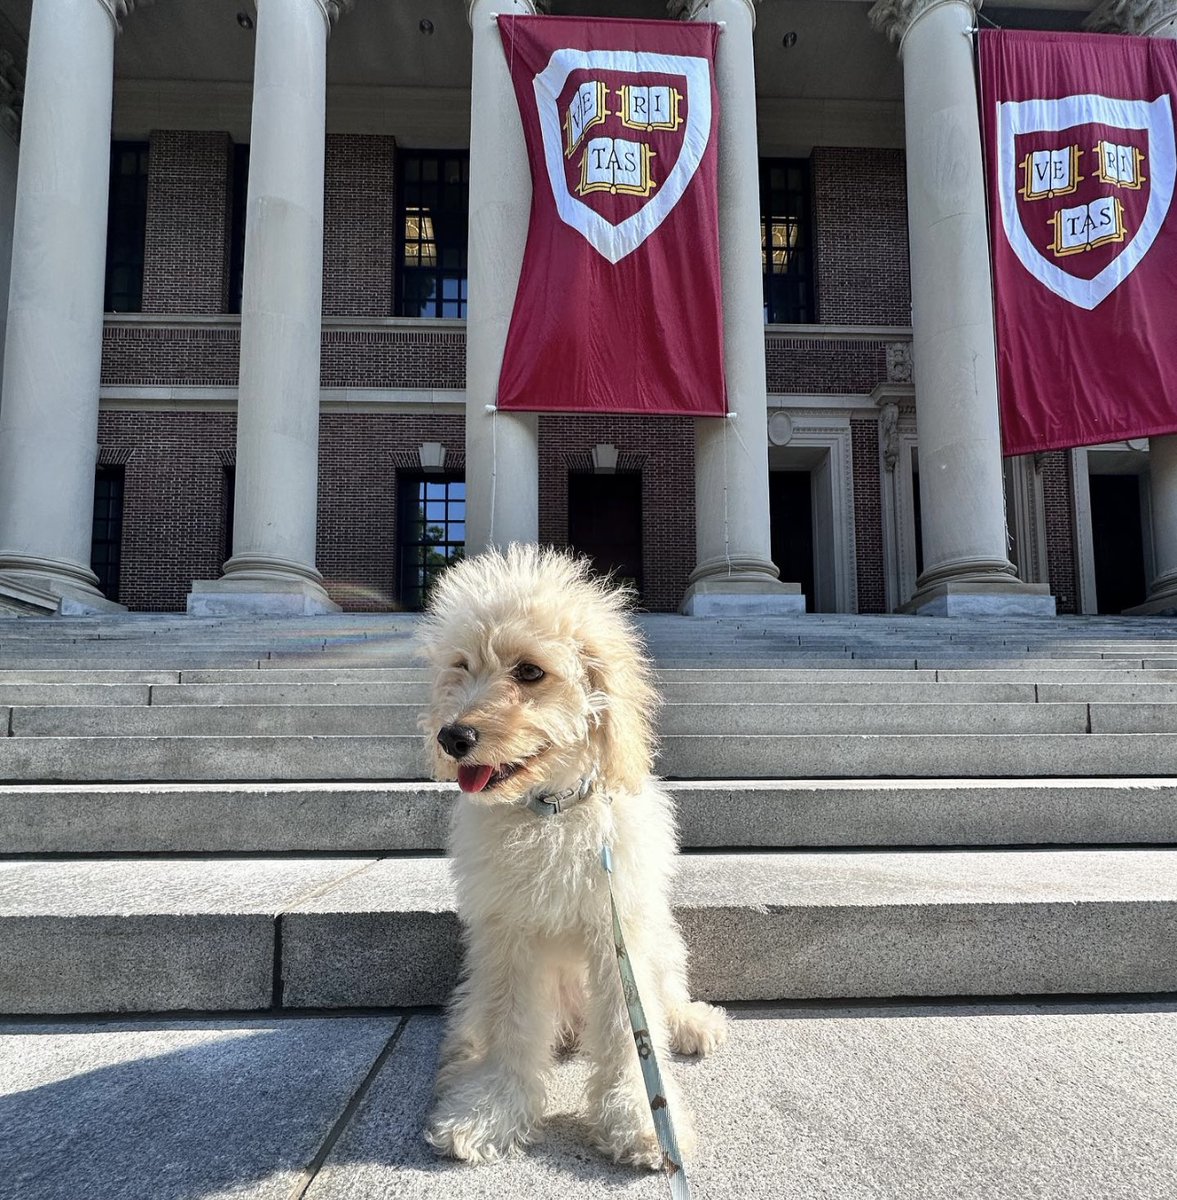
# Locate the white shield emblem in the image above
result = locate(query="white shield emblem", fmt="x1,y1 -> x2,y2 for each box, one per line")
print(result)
997,93 -> 1176,310
532,48 -> 712,264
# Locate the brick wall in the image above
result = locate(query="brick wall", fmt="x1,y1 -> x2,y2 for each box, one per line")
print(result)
141,130 -> 232,313
323,134 -> 396,318
1040,451 -> 1079,615
766,334 -> 888,394
811,147 -> 910,327
317,412 -> 465,611
97,411 -> 236,611
101,326 -> 466,390
96,409 -> 470,613
851,419 -> 886,613
539,415 -> 696,613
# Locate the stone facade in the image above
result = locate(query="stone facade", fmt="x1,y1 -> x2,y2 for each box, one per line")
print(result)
538,414 -> 696,614
87,134 -> 1085,614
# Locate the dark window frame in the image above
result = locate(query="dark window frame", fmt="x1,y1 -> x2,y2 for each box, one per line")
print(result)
760,157 -> 815,324
394,149 -> 470,319
396,471 -> 466,610
222,464 -> 236,568
567,469 -> 645,601
104,141 -> 150,313
91,466 -> 125,602
227,143 -> 250,315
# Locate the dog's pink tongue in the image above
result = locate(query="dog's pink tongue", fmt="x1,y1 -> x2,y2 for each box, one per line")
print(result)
458,764 -> 495,793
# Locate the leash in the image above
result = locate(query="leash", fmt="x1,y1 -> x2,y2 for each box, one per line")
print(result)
524,783 -> 692,1200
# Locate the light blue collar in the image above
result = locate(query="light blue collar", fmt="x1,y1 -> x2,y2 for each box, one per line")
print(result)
524,776 -> 596,818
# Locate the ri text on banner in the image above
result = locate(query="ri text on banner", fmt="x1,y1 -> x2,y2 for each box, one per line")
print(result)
497,15 -> 726,416
980,30 -> 1177,456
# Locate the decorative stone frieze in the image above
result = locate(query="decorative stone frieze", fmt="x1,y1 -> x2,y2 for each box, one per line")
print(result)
885,341 -> 913,384
1085,0 -> 1177,36
667,0 -> 758,24
868,0 -> 977,46
96,0 -> 152,30
879,401 -> 900,471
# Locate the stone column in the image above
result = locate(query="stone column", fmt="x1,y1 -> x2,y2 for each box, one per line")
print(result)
1088,0 -> 1177,612
868,0 -> 1054,615
463,0 -> 539,554
674,0 -> 803,615
0,0 -> 127,614
187,0 -> 346,615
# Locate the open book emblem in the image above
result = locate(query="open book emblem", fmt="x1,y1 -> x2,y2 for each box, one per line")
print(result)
997,93 -> 1175,310
532,48 -> 712,264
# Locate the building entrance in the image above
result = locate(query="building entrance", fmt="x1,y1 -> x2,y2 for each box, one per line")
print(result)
769,470 -> 815,611
1090,473 -> 1148,614
568,472 -> 643,598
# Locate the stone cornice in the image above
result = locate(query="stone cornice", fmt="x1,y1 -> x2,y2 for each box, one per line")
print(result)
303,0 -> 355,31
668,0 -> 759,26
868,0 -> 978,46
96,0 -> 153,31
465,0 -> 548,26
1085,0 -> 1177,35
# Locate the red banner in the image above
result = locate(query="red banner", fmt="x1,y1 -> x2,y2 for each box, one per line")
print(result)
980,30 -> 1177,456
496,15 -> 725,416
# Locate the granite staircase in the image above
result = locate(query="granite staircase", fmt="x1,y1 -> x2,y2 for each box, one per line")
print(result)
4,612 -> 1177,1200
2,611 -> 1177,1015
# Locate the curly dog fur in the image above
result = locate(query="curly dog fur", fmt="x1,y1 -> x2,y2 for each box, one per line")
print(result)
419,544 -> 727,1168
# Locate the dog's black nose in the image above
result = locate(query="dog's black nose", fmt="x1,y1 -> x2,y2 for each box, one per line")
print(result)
438,723 -> 479,759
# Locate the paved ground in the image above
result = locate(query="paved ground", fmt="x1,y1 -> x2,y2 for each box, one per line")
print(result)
3,1002 -> 1176,1200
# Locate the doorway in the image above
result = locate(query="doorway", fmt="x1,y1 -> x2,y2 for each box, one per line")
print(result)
769,470 -> 815,611
1090,473 -> 1147,613
568,472 -> 643,596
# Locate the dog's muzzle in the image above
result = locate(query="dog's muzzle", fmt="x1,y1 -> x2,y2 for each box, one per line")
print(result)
437,723 -> 479,759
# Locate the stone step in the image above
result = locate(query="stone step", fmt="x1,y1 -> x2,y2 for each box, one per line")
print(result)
3,678 -> 1174,714
143,679 -> 1042,706
8,731 -> 1177,782
134,679 -> 1177,706
8,662 -> 1177,688
5,778 -> 1176,855
8,1005 -> 1172,1200
1,849 -> 1174,1013
4,700 -> 1093,738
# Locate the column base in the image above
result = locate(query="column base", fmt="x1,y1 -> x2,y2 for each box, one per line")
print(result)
680,560 -> 806,616
1124,576 -> 1177,616
901,574 -> 1056,618
0,560 -> 126,616
187,575 -> 340,617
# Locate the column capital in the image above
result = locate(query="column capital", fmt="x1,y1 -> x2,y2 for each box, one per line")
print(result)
668,0 -> 759,29
1085,0 -> 1177,36
95,0 -> 152,32
868,0 -> 978,47
304,0 -> 355,32
465,0 -> 546,29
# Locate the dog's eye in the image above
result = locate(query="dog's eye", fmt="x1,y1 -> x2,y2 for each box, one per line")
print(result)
451,659 -> 469,672
514,662 -> 545,683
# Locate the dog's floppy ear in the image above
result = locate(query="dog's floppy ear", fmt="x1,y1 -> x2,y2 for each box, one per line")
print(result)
580,613 -> 659,794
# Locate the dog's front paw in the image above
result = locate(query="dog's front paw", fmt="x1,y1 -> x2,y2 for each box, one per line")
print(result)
425,1072 -> 541,1164
669,1000 -> 729,1057
588,1088 -> 697,1170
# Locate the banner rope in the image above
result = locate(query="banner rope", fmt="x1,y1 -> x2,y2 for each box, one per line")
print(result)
485,403 -> 499,547
722,413 -> 733,576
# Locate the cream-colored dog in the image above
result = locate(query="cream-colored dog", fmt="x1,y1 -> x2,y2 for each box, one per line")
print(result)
419,544 -> 727,1168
